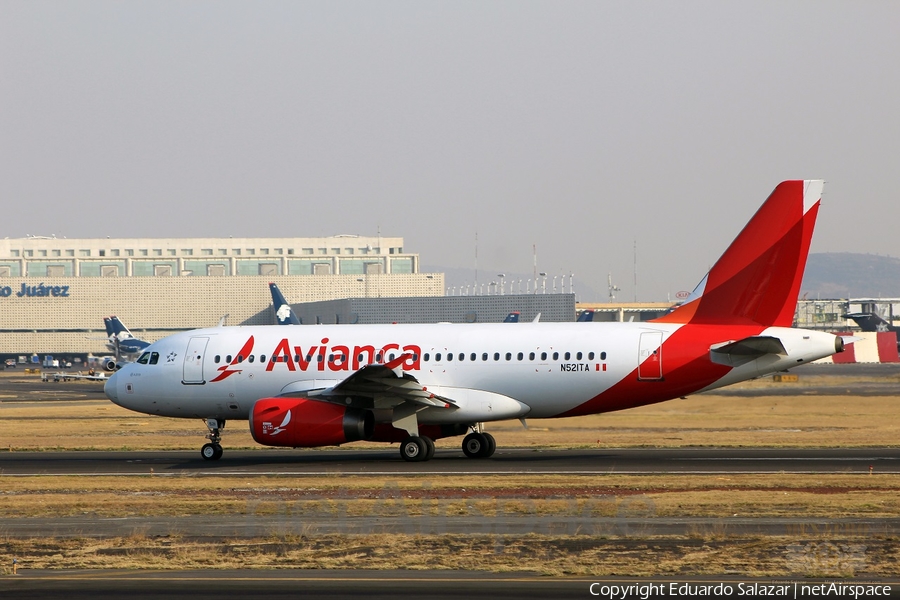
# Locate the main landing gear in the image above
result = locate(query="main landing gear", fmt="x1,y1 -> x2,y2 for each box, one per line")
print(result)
399,435 -> 436,462
398,427 -> 496,462
462,431 -> 496,459
201,418 -> 225,461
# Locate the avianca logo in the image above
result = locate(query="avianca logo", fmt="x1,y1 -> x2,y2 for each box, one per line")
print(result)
210,336 -> 423,383
265,337 -> 422,372
262,410 -> 291,436
210,336 -> 255,382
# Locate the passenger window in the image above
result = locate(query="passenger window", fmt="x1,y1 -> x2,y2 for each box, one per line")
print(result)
226,355 -> 232,363
470,353 -> 476,361
505,353 -> 511,361
447,353 -> 453,362
435,353 -> 442,361
458,353 -> 464,361
588,352 -> 595,360
494,352 -> 500,361
237,355 -> 244,363
601,351 -> 607,360
424,353 -> 430,362
482,353 -> 488,361
517,352 -> 523,361
412,354 -> 419,361
576,352 -> 583,360
553,352 -> 559,360
136,353 -> 150,364
214,355 -> 220,364
564,352 -> 570,361
149,352 -> 160,365
248,355 -> 255,363
260,355 -> 266,362
529,352 -> 535,360
541,352 -> 547,360
318,354 -> 325,363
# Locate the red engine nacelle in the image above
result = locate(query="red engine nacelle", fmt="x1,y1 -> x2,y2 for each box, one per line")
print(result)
249,397 -> 374,448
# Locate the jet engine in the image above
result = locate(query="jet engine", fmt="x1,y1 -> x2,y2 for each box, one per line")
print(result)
98,356 -> 118,372
249,397 -> 374,448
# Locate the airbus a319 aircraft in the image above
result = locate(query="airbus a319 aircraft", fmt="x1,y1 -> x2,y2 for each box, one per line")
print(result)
105,180 -> 843,462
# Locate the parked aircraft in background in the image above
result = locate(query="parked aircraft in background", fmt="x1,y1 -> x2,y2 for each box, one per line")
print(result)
270,283 -> 301,325
845,312 -> 898,334
95,316 -> 151,371
576,309 -> 595,322
845,311 -> 900,351
105,180 -> 841,462
503,312 -> 520,323
104,316 -> 151,355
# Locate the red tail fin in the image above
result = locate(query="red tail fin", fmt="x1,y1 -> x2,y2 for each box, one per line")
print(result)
654,180 -> 823,327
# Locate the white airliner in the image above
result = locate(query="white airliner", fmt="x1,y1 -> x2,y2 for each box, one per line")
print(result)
105,180 -> 843,462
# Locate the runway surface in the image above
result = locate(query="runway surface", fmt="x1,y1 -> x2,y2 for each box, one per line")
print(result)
3,447 -> 900,475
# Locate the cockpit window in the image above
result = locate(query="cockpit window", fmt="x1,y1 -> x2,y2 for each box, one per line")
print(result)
149,352 -> 160,365
136,352 -> 150,364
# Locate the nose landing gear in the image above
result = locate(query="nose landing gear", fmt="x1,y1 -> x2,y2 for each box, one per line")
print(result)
201,418 -> 225,461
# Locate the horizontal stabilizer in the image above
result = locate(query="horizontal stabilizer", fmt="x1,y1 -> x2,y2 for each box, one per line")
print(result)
709,336 -> 786,367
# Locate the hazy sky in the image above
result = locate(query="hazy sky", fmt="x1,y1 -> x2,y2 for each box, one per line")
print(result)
2,1 -> 898,301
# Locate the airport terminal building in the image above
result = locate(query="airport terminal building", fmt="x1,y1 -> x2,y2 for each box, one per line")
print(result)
0,235 -> 441,360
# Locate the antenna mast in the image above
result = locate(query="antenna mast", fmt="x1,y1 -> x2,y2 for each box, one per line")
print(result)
608,273 -> 621,302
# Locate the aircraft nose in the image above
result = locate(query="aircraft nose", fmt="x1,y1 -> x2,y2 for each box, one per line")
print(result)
104,371 -> 119,402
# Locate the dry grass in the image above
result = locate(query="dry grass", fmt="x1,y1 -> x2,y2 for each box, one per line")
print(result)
1,533 -> 897,577
1,474 -> 898,519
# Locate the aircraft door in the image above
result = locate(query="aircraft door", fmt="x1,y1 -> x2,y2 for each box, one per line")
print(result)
183,337 -> 209,384
638,331 -> 663,381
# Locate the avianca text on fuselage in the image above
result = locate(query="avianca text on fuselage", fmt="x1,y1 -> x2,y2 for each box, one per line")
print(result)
212,336 -> 424,379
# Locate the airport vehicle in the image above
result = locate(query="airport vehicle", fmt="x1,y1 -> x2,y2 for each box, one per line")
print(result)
105,180 -> 842,462
270,283 -> 301,325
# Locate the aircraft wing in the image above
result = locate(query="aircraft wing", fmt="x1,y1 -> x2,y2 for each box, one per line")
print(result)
285,354 -> 457,410
42,372 -> 107,382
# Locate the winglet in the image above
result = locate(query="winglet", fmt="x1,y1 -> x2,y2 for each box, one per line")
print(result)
654,180 -> 823,328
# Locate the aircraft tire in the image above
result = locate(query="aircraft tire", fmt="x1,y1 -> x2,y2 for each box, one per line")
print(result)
483,432 -> 496,458
462,432 -> 490,458
201,443 -> 223,461
400,436 -> 428,462
422,436 -> 435,460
